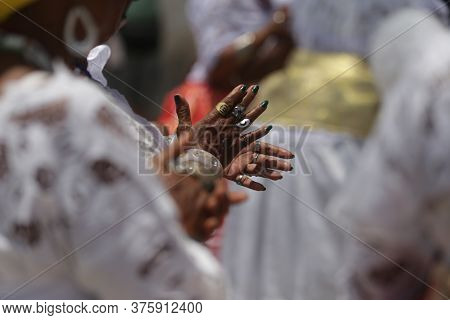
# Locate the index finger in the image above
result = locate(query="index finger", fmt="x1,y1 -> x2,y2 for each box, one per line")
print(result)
174,94 -> 193,137
208,84 -> 248,120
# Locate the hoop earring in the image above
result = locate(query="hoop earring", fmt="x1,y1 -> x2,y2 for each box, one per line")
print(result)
63,6 -> 99,57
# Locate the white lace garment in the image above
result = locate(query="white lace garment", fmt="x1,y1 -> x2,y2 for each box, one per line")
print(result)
326,9 -> 450,299
0,65 -> 224,299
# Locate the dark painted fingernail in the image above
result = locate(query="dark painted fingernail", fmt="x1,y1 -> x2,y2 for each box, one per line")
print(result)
290,165 -> 294,171
260,100 -> 269,109
265,125 -> 273,133
252,85 -> 260,94
240,85 -> 248,93
174,94 -> 182,105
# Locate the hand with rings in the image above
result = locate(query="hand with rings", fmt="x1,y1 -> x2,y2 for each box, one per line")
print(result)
174,84 -> 272,167
154,135 -> 248,241
224,140 -> 295,191
172,84 -> 294,191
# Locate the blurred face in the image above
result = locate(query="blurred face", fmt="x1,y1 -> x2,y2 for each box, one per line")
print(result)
81,0 -> 134,44
0,0 -> 137,69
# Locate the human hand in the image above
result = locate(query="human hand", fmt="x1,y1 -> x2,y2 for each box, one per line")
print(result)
173,85 -> 295,191
154,134 -> 248,241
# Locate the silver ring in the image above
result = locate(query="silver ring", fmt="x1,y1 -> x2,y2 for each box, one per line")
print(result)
236,118 -> 251,129
273,10 -> 287,24
254,141 -> 262,153
236,174 -> 246,186
252,152 -> 260,164
231,105 -> 245,121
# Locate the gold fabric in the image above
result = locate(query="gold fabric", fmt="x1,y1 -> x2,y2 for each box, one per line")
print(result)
258,50 -> 380,138
0,0 -> 36,22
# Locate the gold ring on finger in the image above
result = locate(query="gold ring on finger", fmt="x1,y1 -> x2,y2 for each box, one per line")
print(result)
236,174 -> 246,186
215,102 -> 232,117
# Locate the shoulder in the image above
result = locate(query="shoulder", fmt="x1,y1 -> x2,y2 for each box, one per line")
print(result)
0,64 -> 133,138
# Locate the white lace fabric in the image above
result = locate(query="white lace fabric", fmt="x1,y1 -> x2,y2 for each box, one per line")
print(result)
327,9 -> 450,299
222,1 -> 450,299
0,65 -> 224,299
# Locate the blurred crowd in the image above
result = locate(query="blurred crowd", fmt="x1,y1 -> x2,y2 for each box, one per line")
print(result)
0,0 -> 450,300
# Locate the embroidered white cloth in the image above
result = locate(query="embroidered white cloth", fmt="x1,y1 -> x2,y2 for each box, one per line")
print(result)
222,0 -> 448,299
0,65 -> 224,299
326,9 -> 450,299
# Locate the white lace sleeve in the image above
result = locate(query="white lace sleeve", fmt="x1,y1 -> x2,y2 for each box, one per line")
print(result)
0,67 -> 224,299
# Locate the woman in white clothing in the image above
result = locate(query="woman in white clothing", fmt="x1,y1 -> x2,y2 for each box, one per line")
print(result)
328,8 -> 450,299
0,0 -> 293,299
222,0 -> 448,299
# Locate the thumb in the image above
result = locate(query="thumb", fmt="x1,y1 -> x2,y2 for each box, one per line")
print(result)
174,94 -> 193,137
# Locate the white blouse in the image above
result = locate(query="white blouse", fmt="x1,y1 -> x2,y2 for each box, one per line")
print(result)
0,65 -> 224,299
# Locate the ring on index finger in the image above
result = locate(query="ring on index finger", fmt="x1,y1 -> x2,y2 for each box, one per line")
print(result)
215,102 -> 232,117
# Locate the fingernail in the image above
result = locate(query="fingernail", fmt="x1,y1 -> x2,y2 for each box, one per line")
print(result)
265,125 -> 273,133
252,85 -> 260,94
290,165 -> 294,171
240,85 -> 248,93
260,100 -> 269,109
174,94 -> 182,105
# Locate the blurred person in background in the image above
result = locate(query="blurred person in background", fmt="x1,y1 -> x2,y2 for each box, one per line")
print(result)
222,0 -> 448,299
158,0 -> 295,133
0,0 -> 293,299
104,0 -> 162,121
328,8 -> 450,299
105,0 -> 197,122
